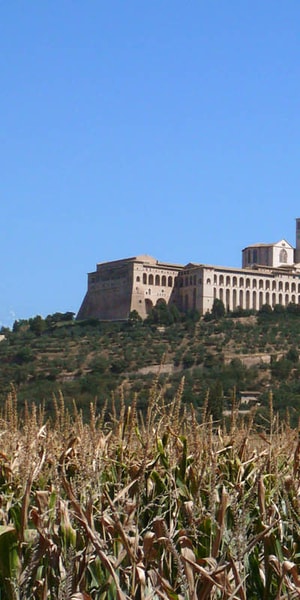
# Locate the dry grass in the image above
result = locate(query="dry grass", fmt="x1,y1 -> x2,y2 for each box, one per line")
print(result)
0,386 -> 299,599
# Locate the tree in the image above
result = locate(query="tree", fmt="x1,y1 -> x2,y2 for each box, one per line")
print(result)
29,316 -> 46,336
211,299 -> 225,319
208,381 -> 224,421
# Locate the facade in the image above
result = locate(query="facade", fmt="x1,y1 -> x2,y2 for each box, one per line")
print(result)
77,220 -> 300,320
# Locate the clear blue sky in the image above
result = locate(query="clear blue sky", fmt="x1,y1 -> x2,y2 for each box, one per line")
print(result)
1,1 -> 300,326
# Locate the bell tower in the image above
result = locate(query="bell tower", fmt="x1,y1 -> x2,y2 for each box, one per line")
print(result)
295,218 -> 300,263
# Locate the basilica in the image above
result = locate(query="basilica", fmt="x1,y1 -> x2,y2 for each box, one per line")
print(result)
77,219 -> 300,320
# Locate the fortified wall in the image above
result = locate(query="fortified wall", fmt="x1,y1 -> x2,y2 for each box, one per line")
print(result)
77,255 -> 182,320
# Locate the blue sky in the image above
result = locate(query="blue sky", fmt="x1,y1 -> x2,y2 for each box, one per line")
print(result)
1,2 -> 300,325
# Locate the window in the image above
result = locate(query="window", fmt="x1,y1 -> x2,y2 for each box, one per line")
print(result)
168,276 -> 173,287
143,273 -> 147,284
162,275 -> 166,286
149,274 -> 154,285
280,248 -> 288,263
136,276 -> 140,282
155,274 -> 160,286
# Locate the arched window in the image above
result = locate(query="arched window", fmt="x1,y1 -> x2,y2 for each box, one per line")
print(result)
292,282 -> 296,292
253,291 -> 257,310
252,279 -> 257,289
239,277 -> 244,287
246,290 -> 250,309
272,280 -> 276,290
246,278 -> 250,288
259,279 -> 264,290
219,275 -> 224,285
162,275 -> 166,286
285,282 -> 289,292
149,274 -> 154,285
226,289 -> 230,310
233,289 -> 237,309
168,276 -> 173,287
239,290 -> 243,308
226,276 -> 230,286
143,273 -> 147,284
155,274 -> 160,286
136,276 -> 140,282
280,248 -> 288,263
233,276 -> 237,287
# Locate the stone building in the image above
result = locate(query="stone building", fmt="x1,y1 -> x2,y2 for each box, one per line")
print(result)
77,219 -> 300,320
77,255 -> 182,320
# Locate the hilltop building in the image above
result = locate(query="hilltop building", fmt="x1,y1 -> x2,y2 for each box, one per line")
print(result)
77,219 -> 300,320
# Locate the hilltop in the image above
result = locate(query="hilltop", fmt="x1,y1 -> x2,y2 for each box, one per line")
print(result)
1,303 -> 300,425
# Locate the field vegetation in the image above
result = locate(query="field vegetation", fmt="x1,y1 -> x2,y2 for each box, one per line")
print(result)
1,386 -> 300,598
1,303 -> 300,425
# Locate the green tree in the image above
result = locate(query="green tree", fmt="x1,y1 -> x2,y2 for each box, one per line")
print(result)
29,316 -> 46,336
211,299 -> 225,319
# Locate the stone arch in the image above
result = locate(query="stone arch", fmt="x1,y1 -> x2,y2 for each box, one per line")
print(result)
232,289 -> 237,309
246,290 -> 250,309
145,299 -> 153,315
253,290 -> 257,310
239,289 -> 243,308
226,289 -> 230,310
156,298 -> 166,306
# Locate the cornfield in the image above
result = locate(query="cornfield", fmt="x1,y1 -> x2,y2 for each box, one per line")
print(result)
1,384 -> 300,599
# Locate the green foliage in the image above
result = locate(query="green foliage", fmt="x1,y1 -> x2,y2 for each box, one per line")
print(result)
211,298 -> 225,319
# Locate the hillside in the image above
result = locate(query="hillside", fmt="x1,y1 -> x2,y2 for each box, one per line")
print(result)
1,304 -> 300,425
